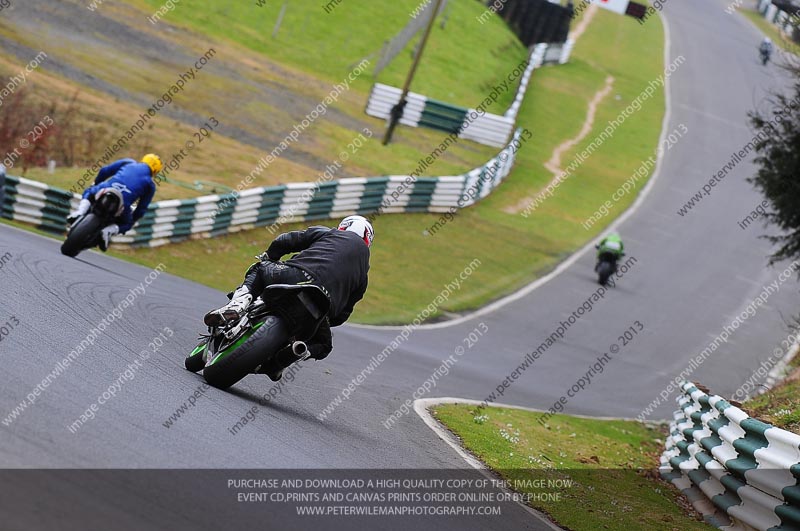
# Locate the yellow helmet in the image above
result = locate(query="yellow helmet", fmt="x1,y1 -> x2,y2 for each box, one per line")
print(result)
141,153 -> 163,175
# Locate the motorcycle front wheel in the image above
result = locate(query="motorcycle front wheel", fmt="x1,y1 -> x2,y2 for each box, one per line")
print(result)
61,213 -> 103,257
184,340 -> 208,373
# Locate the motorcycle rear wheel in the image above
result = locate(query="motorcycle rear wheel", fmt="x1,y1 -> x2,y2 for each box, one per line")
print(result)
203,315 -> 289,390
597,261 -> 614,286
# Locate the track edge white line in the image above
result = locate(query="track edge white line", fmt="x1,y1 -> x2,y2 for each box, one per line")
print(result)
414,397 -> 563,530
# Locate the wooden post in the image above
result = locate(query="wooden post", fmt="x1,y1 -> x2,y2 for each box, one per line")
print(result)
272,0 -> 288,39
382,0 -> 445,145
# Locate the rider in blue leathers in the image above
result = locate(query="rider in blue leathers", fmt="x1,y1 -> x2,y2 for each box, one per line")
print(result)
67,154 -> 161,251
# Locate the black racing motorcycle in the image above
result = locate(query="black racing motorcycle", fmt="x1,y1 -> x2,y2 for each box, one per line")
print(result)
61,189 -> 122,257
760,47 -> 771,66
595,251 -> 620,286
185,280 -> 330,390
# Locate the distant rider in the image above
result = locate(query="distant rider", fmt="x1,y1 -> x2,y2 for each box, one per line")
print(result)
67,154 -> 161,251
595,232 -> 625,268
760,37 -> 773,64
203,215 -> 373,381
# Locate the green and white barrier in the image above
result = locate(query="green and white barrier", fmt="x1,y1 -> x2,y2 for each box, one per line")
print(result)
365,83 -> 516,147
660,381 -> 800,531
0,130 -> 523,247
1,174 -> 78,234
504,43 -> 547,121
366,41 -> 571,147
758,0 -> 798,37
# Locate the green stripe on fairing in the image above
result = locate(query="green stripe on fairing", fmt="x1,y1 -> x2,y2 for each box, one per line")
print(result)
208,321 -> 265,367
190,343 -> 206,356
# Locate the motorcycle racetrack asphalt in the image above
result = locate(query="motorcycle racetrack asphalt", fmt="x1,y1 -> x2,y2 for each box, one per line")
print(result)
1,1 -> 797,529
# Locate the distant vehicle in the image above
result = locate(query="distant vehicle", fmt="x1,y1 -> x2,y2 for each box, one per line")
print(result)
760,37 -> 773,66
594,233 -> 625,286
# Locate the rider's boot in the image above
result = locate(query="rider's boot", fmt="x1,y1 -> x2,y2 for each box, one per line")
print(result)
203,286 -> 252,327
99,224 -> 119,252
67,198 -> 91,225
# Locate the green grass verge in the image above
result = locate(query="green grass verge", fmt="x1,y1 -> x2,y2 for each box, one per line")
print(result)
136,0 -> 529,109
0,0 -> 505,197
110,8 -> 665,324
741,353 -> 800,434
431,403 -> 713,530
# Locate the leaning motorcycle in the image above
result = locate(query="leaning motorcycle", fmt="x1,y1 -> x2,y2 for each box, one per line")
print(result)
760,48 -> 770,66
61,189 -> 123,257
185,278 -> 330,390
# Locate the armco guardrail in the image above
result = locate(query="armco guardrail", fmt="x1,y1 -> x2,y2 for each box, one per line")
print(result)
758,0 -> 798,39
366,83 -> 516,147
660,381 -> 800,531
0,129 -> 522,247
1,174 -> 77,234
504,43 -> 547,122
366,41 -> 572,147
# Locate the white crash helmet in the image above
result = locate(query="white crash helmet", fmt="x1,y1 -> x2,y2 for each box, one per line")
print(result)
338,215 -> 374,247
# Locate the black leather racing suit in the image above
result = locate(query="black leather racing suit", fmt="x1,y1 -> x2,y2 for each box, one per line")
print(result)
243,226 -> 370,360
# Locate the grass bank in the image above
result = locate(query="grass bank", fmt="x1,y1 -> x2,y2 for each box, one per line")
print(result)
0,0 -> 510,196
431,403 -> 713,530
114,8 -> 666,324
741,352 -> 800,433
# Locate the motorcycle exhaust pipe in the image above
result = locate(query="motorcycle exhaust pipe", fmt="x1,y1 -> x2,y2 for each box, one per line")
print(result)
292,341 -> 309,359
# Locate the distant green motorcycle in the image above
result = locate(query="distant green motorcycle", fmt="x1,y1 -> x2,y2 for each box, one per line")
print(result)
185,281 -> 330,390
595,251 -> 619,286
594,235 -> 624,286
